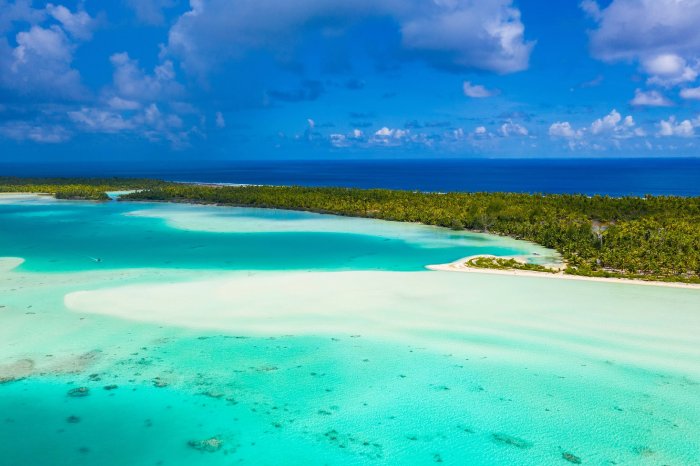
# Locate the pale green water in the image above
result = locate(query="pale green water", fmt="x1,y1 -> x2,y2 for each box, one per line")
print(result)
0,195 -> 698,465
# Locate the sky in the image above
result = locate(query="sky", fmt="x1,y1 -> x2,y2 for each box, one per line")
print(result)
2,0 -> 700,162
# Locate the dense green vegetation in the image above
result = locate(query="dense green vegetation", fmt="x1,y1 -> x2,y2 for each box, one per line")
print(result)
466,257 -> 559,274
2,178 -> 699,283
122,184 -> 700,283
0,177 -> 163,201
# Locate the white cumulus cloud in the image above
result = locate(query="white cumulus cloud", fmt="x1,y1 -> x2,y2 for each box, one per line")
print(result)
0,3 -> 96,99
585,0 -> 700,87
0,120 -> 70,143
680,86 -> 700,100
463,81 -> 495,98
125,0 -> 177,26
166,0 -> 533,76
499,120 -> 528,137
108,52 -> 183,103
548,109 -> 645,149
549,122 -> 582,139
46,3 -> 95,40
68,107 -> 134,133
642,54 -> 698,87
658,116 -> 696,137
630,89 -> 673,107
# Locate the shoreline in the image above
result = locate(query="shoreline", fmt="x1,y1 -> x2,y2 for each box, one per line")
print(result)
427,255 -> 700,290
3,193 -> 697,288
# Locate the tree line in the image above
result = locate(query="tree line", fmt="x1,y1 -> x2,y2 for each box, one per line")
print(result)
121,184 -> 700,283
2,178 -> 698,283
0,177 -> 165,201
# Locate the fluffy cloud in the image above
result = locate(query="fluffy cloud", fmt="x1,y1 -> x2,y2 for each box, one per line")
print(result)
590,110 -> 636,135
641,54 -> 698,87
399,1 -> 532,73
680,86 -> 700,100
579,0 -> 601,20
585,0 -> 700,86
630,89 -> 673,107
548,122 -> 582,139
107,96 -> 141,111
68,108 -> 134,133
125,0 -> 177,25
549,109 -> 644,146
108,52 -> 183,103
329,133 -> 349,148
61,50 -> 199,147
167,0 -> 533,76
319,121 -> 539,152
658,116 -> 697,137
463,81 -> 495,98
68,103 -> 195,149
0,0 -> 201,148
14,25 -> 72,64
329,128 -> 365,147
0,25 -> 82,99
499,120 -> 528,137
326,124 -> 443,149
46,4 -> 95,40
0,3 -> 105,146
0,120 -> 70,143
373,126 -> 410,144
0,0 -> 44,34
0,3 -> 95,99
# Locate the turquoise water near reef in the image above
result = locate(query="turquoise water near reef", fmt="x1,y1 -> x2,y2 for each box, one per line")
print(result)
1,195 -> 699,466
0,197 -> 539,273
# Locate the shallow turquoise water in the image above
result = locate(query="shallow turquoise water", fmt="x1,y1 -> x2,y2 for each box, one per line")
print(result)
0,195 -> 698,465
0,198 -> 536,273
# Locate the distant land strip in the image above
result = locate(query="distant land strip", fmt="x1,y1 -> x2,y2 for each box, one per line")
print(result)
2,177 -> 699,284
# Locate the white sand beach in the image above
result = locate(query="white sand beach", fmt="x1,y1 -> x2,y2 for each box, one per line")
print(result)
427,255 -> 700,290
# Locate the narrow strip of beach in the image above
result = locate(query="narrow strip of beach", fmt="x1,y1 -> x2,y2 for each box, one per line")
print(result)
427,255 -> 700,290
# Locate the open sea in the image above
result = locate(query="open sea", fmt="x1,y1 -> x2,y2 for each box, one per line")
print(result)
1,194 -> 699,465
2,158 -> 700,196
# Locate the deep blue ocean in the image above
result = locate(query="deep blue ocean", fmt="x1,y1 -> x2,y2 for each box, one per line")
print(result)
2,158 -> 700,196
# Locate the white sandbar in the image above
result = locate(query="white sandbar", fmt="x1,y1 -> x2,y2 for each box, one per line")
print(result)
64,269 -> 700,375
0,257 -> 25,272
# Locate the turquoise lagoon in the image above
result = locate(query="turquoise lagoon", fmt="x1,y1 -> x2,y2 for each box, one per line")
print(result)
0,194 -> 698,465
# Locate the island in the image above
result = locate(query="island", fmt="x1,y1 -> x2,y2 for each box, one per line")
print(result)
2,177 -> 699,284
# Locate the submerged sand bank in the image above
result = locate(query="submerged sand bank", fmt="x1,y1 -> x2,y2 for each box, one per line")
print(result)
64,270 -> 700,375
0,257 -> 24,272
427,255 -> 700,290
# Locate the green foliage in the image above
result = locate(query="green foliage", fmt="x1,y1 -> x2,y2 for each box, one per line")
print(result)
467,257 -> 558,274
2,178 -> 698,283
0,177 -> 165,201
53,187 -> 110,201
122,185 -> 700,283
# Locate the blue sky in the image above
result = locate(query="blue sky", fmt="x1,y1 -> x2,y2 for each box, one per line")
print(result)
1,0 -> 700,162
